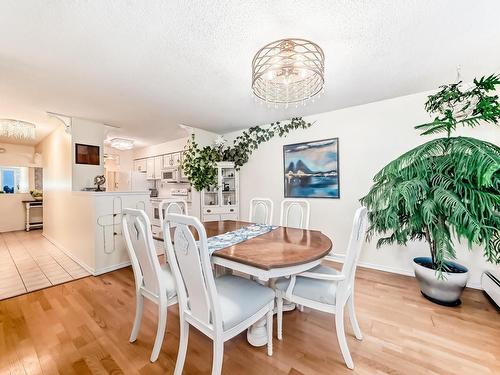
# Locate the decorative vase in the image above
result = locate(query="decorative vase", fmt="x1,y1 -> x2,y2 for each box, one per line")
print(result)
413,257 -> 469,306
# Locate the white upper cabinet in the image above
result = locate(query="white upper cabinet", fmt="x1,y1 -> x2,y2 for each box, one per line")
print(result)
154,156 -> 162,179
134,159 -> 147,173
134,150 -> 185,180
146,157 -> 155,179
163,153 -> 180,168
171,152 -> 181,167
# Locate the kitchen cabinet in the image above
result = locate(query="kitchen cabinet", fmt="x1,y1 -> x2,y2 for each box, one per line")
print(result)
133,150 -> 185,180
154,156 -> 162,179
134,159 -> 147,173
172,152 -> 181,167
200,162 -> 239,222
163,153 -> 180,168
146,157 -> 155,179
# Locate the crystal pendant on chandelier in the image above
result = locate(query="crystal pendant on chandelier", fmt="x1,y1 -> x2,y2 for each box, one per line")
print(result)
0,119 -> 36,140
252,38 -> 325,106
441,66 -> 478,120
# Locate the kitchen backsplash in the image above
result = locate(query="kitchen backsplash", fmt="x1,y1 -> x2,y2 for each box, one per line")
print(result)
156,181 -> 191,201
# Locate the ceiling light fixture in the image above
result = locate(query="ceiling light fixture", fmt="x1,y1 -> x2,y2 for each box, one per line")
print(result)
110,138 -> 134,150
252,38 -> 325,107
440,65 -> 478,120
0,119 -> 36,140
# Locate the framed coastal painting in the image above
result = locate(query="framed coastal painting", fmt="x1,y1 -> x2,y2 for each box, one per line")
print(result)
283,138 -> 340,198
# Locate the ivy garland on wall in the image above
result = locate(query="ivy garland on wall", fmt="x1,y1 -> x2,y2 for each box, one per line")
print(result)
182,117 -> 313,191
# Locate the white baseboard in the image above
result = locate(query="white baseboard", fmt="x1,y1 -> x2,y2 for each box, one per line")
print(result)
42,233 -> 95,275
94,261 -> 131,276
325,254 -> 481,290
43,232 -> 133,277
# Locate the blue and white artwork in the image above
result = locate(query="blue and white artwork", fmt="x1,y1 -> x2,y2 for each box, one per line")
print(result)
283,138 -> 340,198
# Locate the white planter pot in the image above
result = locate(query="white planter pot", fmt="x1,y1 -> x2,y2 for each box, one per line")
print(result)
413,257 -> 469,306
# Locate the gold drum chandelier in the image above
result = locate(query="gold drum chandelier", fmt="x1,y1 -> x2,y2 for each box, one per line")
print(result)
252,38 -> 325,107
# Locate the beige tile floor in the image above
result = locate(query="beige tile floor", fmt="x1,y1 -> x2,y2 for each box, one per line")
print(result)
0,230 -> 90,300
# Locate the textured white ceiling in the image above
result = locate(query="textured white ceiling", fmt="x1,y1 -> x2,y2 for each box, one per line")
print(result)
0,0 -> 499,146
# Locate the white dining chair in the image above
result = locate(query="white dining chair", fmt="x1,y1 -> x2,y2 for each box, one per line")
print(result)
163,213 -> 275,375
249,197 -> 274,225
159,199 -> 188,223
275,206 -> 368,370
122,208 -> 178,362
280,198 -> 310,229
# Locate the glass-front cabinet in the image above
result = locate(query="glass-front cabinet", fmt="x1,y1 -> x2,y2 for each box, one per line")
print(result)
201,162 -> 239,222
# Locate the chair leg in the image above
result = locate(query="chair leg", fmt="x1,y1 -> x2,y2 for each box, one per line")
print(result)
174,318 -> 189,375
266,302 -> 273,356
150,298 -> 168,362
129,293 -> 144,342
276,294 -> 283,341
211,339 -> 224,375
347,294 -> 363,340
297,304 -> 304,312
335,307 -> 354,370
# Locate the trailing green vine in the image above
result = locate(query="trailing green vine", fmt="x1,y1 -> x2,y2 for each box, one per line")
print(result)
182,117 -> 313,191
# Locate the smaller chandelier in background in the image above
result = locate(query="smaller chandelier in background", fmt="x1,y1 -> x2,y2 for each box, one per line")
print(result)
0,119 -> 36,140
252,38 -> 325,107
110,138 -> 134,150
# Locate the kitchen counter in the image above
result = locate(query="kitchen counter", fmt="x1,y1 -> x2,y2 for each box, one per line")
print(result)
42,190 -> 150,276
73,190 -> 149,196
150,196 -> 192,203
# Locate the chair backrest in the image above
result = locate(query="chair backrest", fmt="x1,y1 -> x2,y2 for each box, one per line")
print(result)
163,213 -> 222,331
122,208 -> 164,299
249,198 -> 273,225
280,199 -> 310,229
339,207 -> 368,296
159,199 -> 188,224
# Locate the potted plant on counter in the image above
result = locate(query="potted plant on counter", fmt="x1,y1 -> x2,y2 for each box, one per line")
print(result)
361,74 -> 500,306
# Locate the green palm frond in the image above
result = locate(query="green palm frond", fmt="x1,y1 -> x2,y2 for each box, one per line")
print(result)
361,135 -> 500,274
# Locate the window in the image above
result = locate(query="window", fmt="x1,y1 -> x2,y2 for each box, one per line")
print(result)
0,167 -> 29,194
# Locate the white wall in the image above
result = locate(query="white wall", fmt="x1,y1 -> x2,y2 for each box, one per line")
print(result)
35,124 -> 74,246
224,91 -> 499,288
0,142 -> 35,167
71,118 -> 105,191
133,137 -> 188,159
0,193 -> 32,232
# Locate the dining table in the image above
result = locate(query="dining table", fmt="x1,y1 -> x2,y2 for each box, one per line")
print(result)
153,220 -> 333,347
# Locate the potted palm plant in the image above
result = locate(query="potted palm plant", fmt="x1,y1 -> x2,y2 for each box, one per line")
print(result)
361,74 -> 500,306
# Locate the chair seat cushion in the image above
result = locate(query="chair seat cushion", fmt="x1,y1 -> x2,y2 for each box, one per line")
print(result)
275,265 -> 339,305
160,263 -> 177,299
215,275 -> 275,331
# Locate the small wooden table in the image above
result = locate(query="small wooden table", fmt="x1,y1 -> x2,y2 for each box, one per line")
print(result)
23,199 -> 43,231
154,220 -> 333,280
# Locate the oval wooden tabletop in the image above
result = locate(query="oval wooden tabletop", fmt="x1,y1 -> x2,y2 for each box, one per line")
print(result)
155,220 -> 333,271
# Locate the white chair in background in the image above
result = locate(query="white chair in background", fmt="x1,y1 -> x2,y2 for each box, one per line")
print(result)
275,207 -> 368,370
163,213 -> 275,375
280,198 -> 310,229
249,198 -> 274,225
122,208 -> 178,362
159,199 -> 188,222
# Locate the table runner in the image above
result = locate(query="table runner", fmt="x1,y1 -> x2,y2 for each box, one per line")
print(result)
207,223 -> 278,255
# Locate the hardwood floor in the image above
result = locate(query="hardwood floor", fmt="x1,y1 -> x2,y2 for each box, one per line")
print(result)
0,260 -> 498,374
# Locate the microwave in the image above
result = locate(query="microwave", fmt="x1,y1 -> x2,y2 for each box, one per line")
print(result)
162,168 -> 179,183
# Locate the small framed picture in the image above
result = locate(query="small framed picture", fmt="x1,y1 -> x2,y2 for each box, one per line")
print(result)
75,143 -> 100,165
